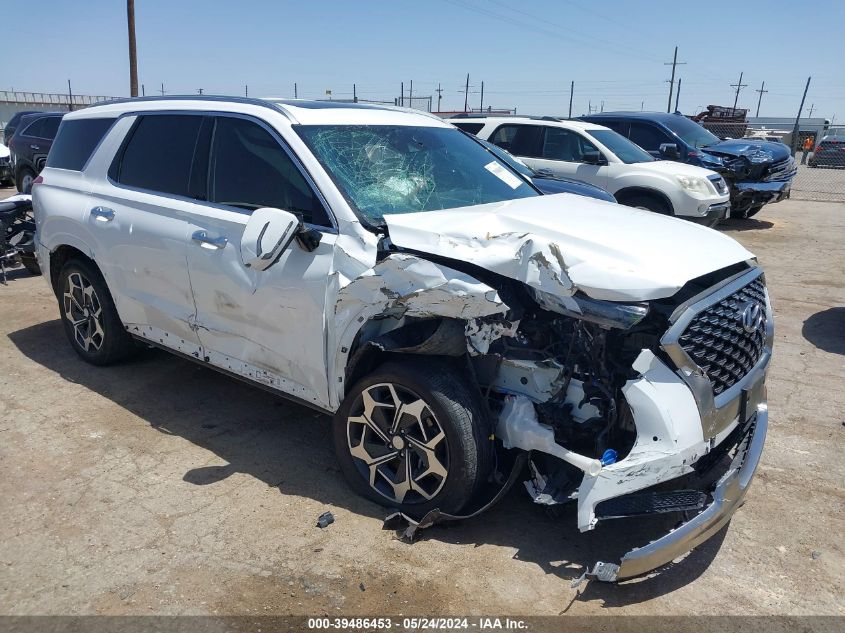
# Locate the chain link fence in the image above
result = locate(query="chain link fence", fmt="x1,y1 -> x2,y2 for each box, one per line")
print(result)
697,116 -> 845,203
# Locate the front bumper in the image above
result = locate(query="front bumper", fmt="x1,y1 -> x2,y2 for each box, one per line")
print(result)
614,400 -> 767,580
732,180 -> 791,209
688,201 -> 729,225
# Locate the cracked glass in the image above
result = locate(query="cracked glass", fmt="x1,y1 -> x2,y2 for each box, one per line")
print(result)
296,125 -> 538,226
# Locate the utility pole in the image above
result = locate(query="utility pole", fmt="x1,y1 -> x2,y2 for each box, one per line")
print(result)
67,79 -> 74,111
808,103 -> 815,117
641,101 -> 644,111
159,83 -> 165,96
197,88 -> 204,95
479,81 -> 484,112
409,80 -> 413,108
754,81 -> 767,117
244,85 -> 248,97
294,83 -> 298,98
790,76 -> 811,155
127,0 -> 138,97
141,84 -> 145,96
436,83 -> 443,113
664,46 -> 685,113
400,82 -> 404,107
600,100 -> 604,113
731,71 -> 747,111
674,77 -> 681,112
353,83 -> 357,103
568,81 -> 574,118
463,73 -> 470,112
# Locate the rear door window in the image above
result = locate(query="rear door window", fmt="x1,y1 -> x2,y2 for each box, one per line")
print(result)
628,122 -> 672,152
47,118 -> 115,170
208,116 -> 330,226
20,118 -> 45,138
541,127 -> 600,162
115,114 -> 203,197
490,124 -> 544,158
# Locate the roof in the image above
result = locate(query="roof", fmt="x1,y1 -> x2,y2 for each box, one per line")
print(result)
582,111 -> 689,122
452,115 -> 608,131
65,96 -> 448,127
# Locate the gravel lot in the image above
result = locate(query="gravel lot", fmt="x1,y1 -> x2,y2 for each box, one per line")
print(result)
0,186 -> 842,618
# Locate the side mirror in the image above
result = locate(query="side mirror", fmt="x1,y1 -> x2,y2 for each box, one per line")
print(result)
581,150 -> 605,165
659,143 -> 679,159
240,207 -> 301,271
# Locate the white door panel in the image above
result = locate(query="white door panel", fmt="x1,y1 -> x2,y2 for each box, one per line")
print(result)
85,184 -> 201,348
185,205 -> 335,408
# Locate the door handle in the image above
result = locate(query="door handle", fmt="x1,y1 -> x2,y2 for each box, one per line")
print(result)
192,230 -> 228,249
90,206 -> 115,222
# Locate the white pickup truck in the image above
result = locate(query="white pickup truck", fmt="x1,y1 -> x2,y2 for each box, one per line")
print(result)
452,116 -> 730,227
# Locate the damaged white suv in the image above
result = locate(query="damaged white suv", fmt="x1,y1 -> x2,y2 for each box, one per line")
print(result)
34,97 -> 771,582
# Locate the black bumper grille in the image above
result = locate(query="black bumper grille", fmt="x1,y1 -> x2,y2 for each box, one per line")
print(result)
679,277 -> 767,395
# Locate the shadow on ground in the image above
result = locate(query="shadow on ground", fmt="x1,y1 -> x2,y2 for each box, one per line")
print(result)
9,318 -> 730,608
719,218 -> 775,232
802,307 -> 845,355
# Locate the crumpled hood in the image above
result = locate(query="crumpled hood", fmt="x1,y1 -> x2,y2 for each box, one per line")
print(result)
703,139 -> 790,163
384,195 -> 753,302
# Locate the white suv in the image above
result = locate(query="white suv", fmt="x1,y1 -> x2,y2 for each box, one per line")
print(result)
34,97 -> 771,582
453,116 -> 730,226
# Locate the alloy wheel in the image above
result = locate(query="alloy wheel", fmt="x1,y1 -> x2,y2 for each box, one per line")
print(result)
346,382 -> 449,505
63,272 -> 105,353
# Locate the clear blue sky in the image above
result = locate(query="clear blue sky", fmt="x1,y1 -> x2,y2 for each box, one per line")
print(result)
6,0 -> 844,121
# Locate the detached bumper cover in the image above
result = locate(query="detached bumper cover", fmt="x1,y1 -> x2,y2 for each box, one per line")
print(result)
733,180 -> 791,204
610,402 -> 768,581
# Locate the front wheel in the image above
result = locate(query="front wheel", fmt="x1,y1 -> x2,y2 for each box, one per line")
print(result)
333,359 -> 491,517
58,258 -> 137,365
621,194 -> 671,216
15,167 -> 36,194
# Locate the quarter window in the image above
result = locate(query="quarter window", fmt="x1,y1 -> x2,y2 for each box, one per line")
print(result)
209,117 -> 329,226
116,114 -> 203,197
47,118 -> 115,170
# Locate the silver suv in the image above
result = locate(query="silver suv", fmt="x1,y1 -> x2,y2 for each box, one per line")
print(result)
34,97 -> 772,582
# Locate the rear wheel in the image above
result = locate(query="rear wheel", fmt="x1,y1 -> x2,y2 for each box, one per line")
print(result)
15,167 -> 36,194
333,359 -> 491,517
58,258 -> 136,365
20,254 -> 40,275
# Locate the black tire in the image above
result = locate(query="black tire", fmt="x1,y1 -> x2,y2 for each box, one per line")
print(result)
57,258 -> 137,365
333,358 -> 491,517
621,194 -> 671,216
20,254 -> 41,275
15,167 -> 36,194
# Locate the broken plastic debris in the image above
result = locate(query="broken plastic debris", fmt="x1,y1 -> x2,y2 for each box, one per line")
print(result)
570,561 -> 621,588
316,511 -> 335,528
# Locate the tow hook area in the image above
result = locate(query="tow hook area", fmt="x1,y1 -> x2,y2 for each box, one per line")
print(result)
570,562 -> 620,588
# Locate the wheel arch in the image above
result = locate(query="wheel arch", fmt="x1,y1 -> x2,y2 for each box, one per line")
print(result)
48,244 -> 98,295
613,186 -> 675,214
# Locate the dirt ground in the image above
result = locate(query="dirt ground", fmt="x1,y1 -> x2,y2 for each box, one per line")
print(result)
0,186 -> 843,618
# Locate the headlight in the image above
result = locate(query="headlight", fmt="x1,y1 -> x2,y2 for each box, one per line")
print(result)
675,175 -> 713,195
529,287 -> 649,330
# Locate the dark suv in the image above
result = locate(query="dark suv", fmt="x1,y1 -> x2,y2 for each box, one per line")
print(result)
2,110 -> 42,145
581,111 -> 797,219
8,112 -> 64,193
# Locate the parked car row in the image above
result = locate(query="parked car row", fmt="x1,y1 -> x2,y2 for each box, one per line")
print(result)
453,110 -> 798,221
31,97 -> 772,583
3,111 -> 65,193
808,135 -> 845,168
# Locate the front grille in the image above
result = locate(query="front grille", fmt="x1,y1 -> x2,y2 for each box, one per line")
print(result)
707,174 -> 728,194
763,156 -> 797,182
679,276 -> 767,395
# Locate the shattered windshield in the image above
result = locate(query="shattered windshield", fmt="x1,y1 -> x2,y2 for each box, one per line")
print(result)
296,125 -> 538,226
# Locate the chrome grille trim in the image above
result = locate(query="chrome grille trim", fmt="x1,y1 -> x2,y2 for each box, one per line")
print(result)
660,266 -> 773,438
